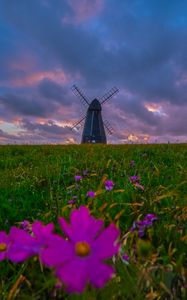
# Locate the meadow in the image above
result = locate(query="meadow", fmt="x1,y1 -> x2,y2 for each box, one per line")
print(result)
0,144 -> 186,300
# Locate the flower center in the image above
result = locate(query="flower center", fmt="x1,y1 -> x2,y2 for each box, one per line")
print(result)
0,243 -> 7,252
75,241 -> 91,257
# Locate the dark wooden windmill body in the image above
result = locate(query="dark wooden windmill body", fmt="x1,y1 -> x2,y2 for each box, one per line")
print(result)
71,85 -> 119,144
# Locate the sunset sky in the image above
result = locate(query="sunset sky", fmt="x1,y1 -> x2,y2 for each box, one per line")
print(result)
0,0 -> 187,144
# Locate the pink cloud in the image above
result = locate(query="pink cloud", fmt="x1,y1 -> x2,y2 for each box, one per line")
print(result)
144,102 -> 167,117
63,0 -> 104,24
0,69 -> 70,88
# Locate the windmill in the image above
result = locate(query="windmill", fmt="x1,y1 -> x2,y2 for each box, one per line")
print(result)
71,85 -> 119,144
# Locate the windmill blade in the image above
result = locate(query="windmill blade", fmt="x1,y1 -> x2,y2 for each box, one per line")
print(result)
71,85 -> 90,106
71,115 -> 86,131
100,87 -> 119,105
104,120 -> 114,135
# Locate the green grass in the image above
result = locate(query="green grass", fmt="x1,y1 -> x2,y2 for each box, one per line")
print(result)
0,144 -> 187,299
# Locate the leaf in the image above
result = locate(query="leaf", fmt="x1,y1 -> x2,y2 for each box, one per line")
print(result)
145,291 -> 159,300
95,189 -> 104,196
109,203 -> 118,209
8,275 -> 26,300
114,189 -> 125,193
99,203 -> 108,212
66,185 -> 75,190
43,211 -> 51,218
153,192 -> 178,203
61,205 -> 70,213
114,209 -> 125,222
95,174 -> 108,194
153,163 -> 160,176
180,234 -> 187,242
106,159 -> 111,168
128,202 -> 144,207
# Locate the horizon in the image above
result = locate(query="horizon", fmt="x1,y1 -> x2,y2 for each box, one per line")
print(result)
0,0 -> 187,144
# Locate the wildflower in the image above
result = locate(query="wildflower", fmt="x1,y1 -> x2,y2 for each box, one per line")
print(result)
21,220 -> 30,229
130,214 -> 158,238
105,180 -> 114,191
8,221 -> 55,263
86,191 -> 95,198
129,176 -> 140,184
68,200 -> 76,205
145,214 -> 158,222
20,220 -> 32,233
74,175 -> 82,182
129,176 -> 144,190
0,231 -> 9,261
41,206 -> 120,293
122,253 -> 130,265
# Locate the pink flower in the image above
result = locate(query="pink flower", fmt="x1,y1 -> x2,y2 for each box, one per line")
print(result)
86,191 -> 95,198
41,206 -> 120,293
7,221 -> 55,263
7,227 -> 38,262
0,231 -> 10,261
104,180 -> 114,191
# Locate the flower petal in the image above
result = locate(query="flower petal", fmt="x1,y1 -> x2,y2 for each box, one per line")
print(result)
89,261 -> 114,288
55,258 -> 88,293
60,206 -> 104,243
41,235 -> 74,267
93,224 -> 120,259
8,227 -> 38,262
32,221 -> 54,238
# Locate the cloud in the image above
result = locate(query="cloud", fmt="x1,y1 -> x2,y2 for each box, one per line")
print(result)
0,0 -> 186,143
0,93 -> 56,117
38,79 -> 70,104
0,69 -> 69,88
64,0 -> 104,24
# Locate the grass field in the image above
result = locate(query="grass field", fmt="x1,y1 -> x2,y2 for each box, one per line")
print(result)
0,144 -> 187,299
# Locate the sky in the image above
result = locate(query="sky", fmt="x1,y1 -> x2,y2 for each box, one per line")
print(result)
0,0 -> 187,144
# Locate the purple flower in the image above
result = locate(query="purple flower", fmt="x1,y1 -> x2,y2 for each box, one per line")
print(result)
130,213 -> 158,238
129,176 -> 140,184
130,160 -> 135,167
21,220 -> 30,229
41,206 -> 120,293
145,214 -> 158,222
74,175 -> 82,182
86,191 -> 95,198
0,231 -> 10,261
129,176 -> 144,190
104,180 -> 114,191
68,200 -> 76,205
122,253 -> 129,264
7,221 -> 55,263
20,220 -> 32,233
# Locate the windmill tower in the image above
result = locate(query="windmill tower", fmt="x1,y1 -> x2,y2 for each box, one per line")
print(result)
71,85 -> 119,144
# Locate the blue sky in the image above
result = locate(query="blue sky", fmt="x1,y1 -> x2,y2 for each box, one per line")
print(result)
0,0 -> 187,144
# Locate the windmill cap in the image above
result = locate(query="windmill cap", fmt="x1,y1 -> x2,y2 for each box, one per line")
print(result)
88,99 -> 101,111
